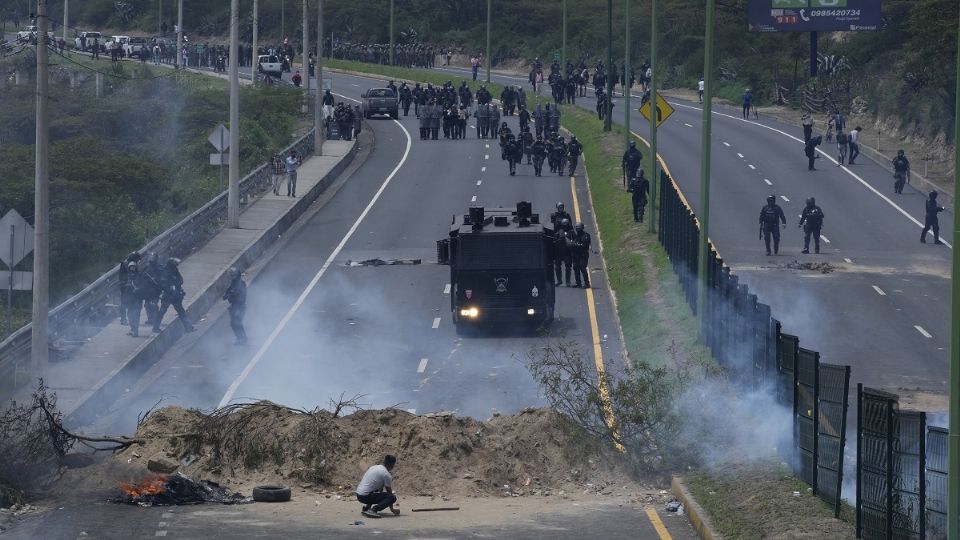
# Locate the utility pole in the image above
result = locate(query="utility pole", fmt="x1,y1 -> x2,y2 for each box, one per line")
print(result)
623,0 -> 630,149
561,0 -> 566,77
252,0 -> 258,82
696,0 -> 715,327
281,0 -> 285,41
175,0 -> 182,69
62,0 -> 67,41
314,0 -> 324,156
389,0 -> 394,66
947,9 -> 960,539
158,0 -> 162,36
302,0 -> 309,107
603,0 -> 612,131
647,0 -> 658,233
32,0 -> 50,377
228,0 -> 240,229
485,0 -> 491,83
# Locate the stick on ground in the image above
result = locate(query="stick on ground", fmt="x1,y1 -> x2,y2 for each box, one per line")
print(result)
410,507 -> 461,512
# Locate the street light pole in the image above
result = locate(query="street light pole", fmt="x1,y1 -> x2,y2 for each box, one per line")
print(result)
252,0 -> 258,82
62,0 -> 67,41
696,0 -> 715,328
623,0 -> 630,149
647,0 -> 658,233
158,0 -> 162,36
604,0 -> 612,132
561,0 -> 566,77
314,0 -> 324,156
485,0 -> 491,83
175,0 -> 182,69
389,0 -> 394,66
302,0 -> 309,104
947,9 -> 960,539
228,0 -> 240,229
32,0 -> 50,377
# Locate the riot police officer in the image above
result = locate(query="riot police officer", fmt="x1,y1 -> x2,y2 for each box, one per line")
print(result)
622,141 -> 642,187
628,169 -> 650,223
399,83 -> 413,116
571,223 -> 592,288
554,219 -> 574,286
759,195 -> 787,256
154,257 -> 195,333
532,136 -> 547,177
921,190 -> 945,244
567,135 -> 583,176
141,252 -> 164,330
798,197 -> 825,254
893,150 -> 911,194
118,251 -> 142,325
223,267 -> 247,346
503,135 -> 521,176
520,127 -> 534,164
552,136 -> 567,176
550,202 -> 572,231
476,102 -> 489,139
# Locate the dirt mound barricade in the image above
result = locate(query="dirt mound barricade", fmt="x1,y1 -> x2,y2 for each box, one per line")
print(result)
116,404 -> 639,498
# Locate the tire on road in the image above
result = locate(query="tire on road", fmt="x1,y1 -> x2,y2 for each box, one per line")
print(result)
252,485 -> 292,503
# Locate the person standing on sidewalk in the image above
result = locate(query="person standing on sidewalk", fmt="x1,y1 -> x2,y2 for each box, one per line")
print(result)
223,267 -> 247,346
154,258 -> 195,333
285,150 -> 301,197
848,126 -> 861,164
271,154 -> 285,195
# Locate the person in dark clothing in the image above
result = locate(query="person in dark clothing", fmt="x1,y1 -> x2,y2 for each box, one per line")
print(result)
622,141 -> 642,187
141,252 -> 164,330
804,136 -> 822,171
798,197 -> 825,254
893,150 -> 911,194
518,106 -> 531,133
571,222 -> 592,288
759,195 -> 787,256
399,84 -> 412,116
223,267 -> 247,346
503,135 -> 521,176
121,262 -> 144,336
550,202 -> 572,232
118,251 -> 142,325
742,89 -> 753,119
532,136 -> 547,177
154,257 -> 195,333
628,169 -> 650,223
567,135 -> 583,176
920,190 -> 945,244
554,219 -> 574,286
520,127 -> 534,164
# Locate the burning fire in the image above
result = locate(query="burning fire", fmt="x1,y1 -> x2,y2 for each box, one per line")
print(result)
119,474 -> 168,498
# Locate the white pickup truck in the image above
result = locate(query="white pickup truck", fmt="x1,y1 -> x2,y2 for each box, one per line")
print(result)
16,26 -> 37,43
124,37 -> 147,58
74,31 -> 103,52
257,55 -> 283,79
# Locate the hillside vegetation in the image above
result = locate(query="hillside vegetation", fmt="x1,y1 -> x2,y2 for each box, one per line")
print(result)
39,0 -> 959,142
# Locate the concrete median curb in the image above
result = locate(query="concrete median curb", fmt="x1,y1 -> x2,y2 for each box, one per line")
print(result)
671,476 -> 723,540
65,140 -> 359,427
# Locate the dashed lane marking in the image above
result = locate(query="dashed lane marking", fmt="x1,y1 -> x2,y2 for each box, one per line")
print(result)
432,317 -> 441,329
481,166 -> 486,172
844,257 -> 853,264
872,285 -> 886,296
780,195 -> 790,202
417,358 -> 429,373
644,506 -> 674,540
155,532 -> 168,538
820,235 -> 831,243
443,283 -> 451,294
748,164 -> 756,170
161,513 -> 174,519
763,178 -> 772,186
484,154 -> 489,160
476,180 -> 482,185
723,141 -> 731,147
915,325 -> 932,338
218,111 -> 414,407
471,195 -> 477,202
350,83 -> 359,87
737,152 -> 744,158
684,123 -> 693,127
158,522 -> 169,527
485,144 -> 490,148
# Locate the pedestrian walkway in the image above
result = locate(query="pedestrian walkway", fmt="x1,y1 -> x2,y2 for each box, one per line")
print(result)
10,141 -> 354,423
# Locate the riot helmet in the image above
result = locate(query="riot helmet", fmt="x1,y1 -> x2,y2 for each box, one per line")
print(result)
575,222 -> 585,232
806,197 -> 815,206
930,190 -> 938,199
766,195 -> 776,204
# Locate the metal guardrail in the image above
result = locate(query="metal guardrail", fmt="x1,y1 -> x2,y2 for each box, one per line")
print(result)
0,129 -> 316,385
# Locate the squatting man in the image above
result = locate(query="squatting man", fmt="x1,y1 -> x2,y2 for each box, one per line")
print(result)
356,455 -> 400,518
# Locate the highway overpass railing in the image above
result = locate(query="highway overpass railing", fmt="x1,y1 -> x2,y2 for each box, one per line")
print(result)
657,170 -> 948,539
0,129 -> 317,390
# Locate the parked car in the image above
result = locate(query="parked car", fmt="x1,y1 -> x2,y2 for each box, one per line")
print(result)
124,37 -> 147,58
74,31 -> 102,52
361,88 -> 399,119
16,26 -> 37,43
257,54 -> 282,78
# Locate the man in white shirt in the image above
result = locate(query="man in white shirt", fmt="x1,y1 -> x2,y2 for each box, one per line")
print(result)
698,77 -> 704,103
356,455 -> 399,518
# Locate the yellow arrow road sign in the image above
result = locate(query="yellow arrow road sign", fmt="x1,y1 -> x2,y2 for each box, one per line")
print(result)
638,94 -> 675,128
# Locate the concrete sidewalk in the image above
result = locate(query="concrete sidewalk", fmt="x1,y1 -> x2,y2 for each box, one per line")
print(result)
9,140 -> 356,425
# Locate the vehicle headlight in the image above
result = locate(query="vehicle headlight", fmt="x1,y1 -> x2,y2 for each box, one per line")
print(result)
527,308 -> 536,316
460,307 -> 479,318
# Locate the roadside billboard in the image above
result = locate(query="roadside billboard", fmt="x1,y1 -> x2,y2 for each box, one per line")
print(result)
747,0 -> 882,32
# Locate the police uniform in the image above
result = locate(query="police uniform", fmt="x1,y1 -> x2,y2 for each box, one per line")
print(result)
921,191 -> 945,244
759,196 -> 787,255
628,172 -> 650,223
798,198 -> 825,254
571,225 -> 592,288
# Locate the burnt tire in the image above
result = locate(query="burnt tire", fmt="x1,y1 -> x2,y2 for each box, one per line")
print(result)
252,485 -> 291,503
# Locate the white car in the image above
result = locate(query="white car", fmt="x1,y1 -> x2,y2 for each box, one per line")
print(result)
124,37 -> 147,58
16,26 -> 37,43
74,31 -> 102,52
104,35 -> 129,55
257,55 -> 282,78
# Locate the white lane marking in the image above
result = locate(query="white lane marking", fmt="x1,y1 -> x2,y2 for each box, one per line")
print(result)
844,257 -> 853,264
218,117 -> 414,407
915,325 -> 932,339
737,152 -> 744,159
485,154 -> 489,160
476,180 -> 482,185
158,522 -> 169,528
820,235 -> 831,243
155,533 -> 167,538
780,195 -> 790,202
763,179 -> 772,186
161,513 -> 174,519
432,317 -> 441,329
674,101 -> 954,249
417,358 -> 429,373
684,123 -> 693,127
485,144 -> 490,148
723,141 -> 731,147
872,285 -> 886,296
350,83 -> 359,87
481,166 -> 486,172
443,283 -> 451,294
748,164 -> 756,170
471,195 -> 477,202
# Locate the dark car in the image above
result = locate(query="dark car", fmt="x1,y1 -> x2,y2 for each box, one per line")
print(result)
361,88 -> 398,119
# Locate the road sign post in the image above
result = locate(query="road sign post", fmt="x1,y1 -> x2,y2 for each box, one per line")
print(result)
948,9 -> 960,540
638,94 -> 674,129
208,124 -> 230,192
697,0 -> 716,332
647,0 -> 658,233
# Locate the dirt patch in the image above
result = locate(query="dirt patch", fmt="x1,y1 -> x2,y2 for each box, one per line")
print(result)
781,260 -> 837,274
685,461 -> 855,539
82,405 -> 646,501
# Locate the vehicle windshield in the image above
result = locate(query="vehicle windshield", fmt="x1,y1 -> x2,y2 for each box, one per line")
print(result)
367,89 -> 396,98
457,234 -> 544,270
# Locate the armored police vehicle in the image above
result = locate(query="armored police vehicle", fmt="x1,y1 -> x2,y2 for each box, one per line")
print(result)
437,203 -> 555,332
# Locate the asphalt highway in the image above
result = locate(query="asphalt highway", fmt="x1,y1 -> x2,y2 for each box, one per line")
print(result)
438,64 -> 953,407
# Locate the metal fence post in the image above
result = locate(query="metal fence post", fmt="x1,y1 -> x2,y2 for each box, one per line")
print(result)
857,382 -> 863,538
887,397 -> 895,540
